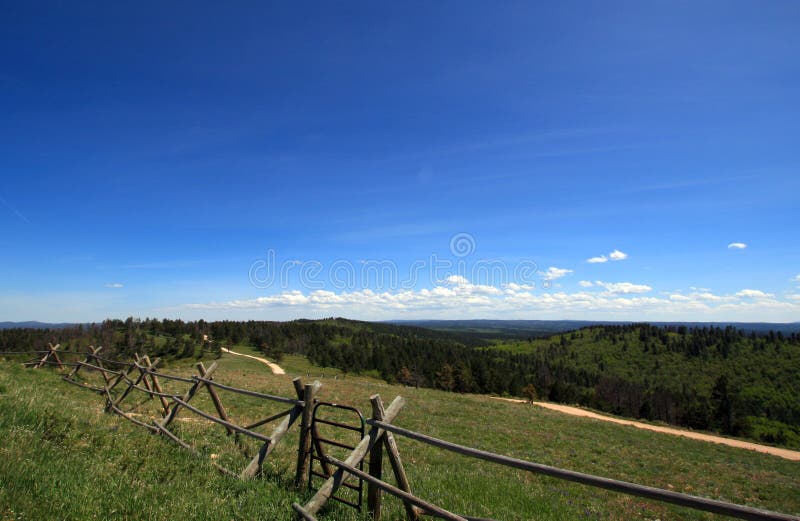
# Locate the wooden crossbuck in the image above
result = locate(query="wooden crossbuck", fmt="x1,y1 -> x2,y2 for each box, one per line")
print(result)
53,349 -> 321,480
25,343 -> 64,369
64,346 -> 110,390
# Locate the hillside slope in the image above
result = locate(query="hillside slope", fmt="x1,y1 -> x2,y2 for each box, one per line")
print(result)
1,352 -> 799,520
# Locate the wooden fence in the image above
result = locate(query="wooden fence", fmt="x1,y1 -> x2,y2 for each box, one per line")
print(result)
10,345 -> 319,480
4,345 -> 800,521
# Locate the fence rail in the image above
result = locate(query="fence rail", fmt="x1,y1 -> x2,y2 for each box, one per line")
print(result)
3,346 -> 799,521
296,396 -> 800,521
2,346 -> 319,483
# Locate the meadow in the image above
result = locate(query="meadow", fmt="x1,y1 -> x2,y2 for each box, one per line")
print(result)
0,347 -> 798,520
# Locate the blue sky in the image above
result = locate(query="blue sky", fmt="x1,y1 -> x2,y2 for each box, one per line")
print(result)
1,1 -> 799,322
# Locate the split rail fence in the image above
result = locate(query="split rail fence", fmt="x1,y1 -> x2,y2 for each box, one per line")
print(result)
10,344 -> 319,481
3,344 -> 799,521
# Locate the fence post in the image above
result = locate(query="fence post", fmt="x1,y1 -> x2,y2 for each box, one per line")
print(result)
142,355 -> 171,415
91,346 -> 112,386
241,378 -> 319,479
295,382 -> 316,487
157,361 -> 216,428
372,395 -> 419,521
134,354 -> 156,398
197,361 -> 234,436
368,398 -> 384,520
68,345 -> 99,379
67,345 -> 86,378
35,343 -> 63,369
108,357 -> 161,412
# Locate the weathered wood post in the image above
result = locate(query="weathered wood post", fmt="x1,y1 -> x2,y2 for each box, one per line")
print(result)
104,360 -> 136,395
158,361 -> 217,428
35,343 -> 63,369
372,395 -> 419,520
91,346 -> 112,385
241,377 -> 320,479
134,354 -> 156,398
197,361 -> 234,435
68,345 -> 100,379
142,355 -> 170,415
295,382 -> 317,487
368,398 -> 384,519
109,356 -> 161,412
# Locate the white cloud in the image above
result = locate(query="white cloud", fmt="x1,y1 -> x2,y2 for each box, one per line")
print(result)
540,266 -> 573,280
578,280 -> 594,287
182,283 -> 800,322
442,275 -> 469,285
728,242 -> 747,250
504,282 -> 535,292
595,281 -> 652,294
735,289 -> 774,299
586,249 -> 627,263
691,292 -> 726,302
437,275 -> 500,295
104,283 -> 124,288
793,274 -> 800,283
669,291 -> 731,303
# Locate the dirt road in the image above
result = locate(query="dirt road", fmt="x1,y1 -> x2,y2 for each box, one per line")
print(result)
220,347 -> 286,375
493,397 -> 800,461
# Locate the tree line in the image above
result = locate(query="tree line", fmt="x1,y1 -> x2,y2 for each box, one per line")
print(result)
2,318 -> 798,448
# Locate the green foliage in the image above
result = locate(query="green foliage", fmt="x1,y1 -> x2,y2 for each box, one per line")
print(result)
0,318 -> 211,362
486,324 -> 800,446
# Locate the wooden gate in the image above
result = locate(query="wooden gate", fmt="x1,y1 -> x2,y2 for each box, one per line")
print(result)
309,401 -> 366,511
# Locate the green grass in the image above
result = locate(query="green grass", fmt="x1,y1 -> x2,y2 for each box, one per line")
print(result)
1,352 -> 798,520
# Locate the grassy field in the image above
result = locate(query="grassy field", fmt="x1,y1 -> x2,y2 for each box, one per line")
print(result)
1,349 -> 798,520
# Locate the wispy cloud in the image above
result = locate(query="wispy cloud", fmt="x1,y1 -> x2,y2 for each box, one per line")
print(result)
540,266 -> 573,280
183,279 -> 800,321
594,281 -> 652,294
735,289 -> 774,298
669,291 -> 729,303
578,280 -> 594,287
728,242 -> 747,250
504,282 -> 536,291
113,259 -> 219,270
0,194 -> 30,224
104,283 -> 124,288
371,127 -> 629,166
587,249 -> 628,263
439,275 -> 501,295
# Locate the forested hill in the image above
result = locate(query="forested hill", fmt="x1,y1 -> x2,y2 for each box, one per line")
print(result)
396,319 -> 800,341
298,321 -> 800,448
485,325 -> 800,446
225,320 -> 800,448
1,318 -> 799,448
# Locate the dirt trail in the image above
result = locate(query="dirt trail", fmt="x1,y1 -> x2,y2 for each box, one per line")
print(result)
220,347 -> 286,375
493,397 -> 800,461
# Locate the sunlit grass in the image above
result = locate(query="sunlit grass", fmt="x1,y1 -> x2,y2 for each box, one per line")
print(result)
1,351 -> 798,520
